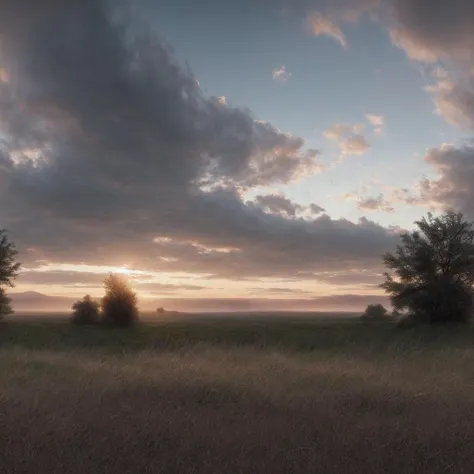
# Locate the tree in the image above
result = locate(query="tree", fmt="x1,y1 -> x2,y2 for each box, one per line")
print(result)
101,274 -> 139,327
0,230 -> 20,318
381,212 -> 474,324
0,288 -> 13,318
71,295 -> 100,325
360,303 -> 388,321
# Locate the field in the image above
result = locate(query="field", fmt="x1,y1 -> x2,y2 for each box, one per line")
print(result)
2,315 -> 474,473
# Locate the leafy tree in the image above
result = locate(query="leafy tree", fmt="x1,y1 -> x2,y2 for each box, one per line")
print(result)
361,303 -> 388,321
0,288 -> 13,318
101,274 -> 139,327
0,230 -> 20,318
381,212 -> 474,324
71,295 -> 100,325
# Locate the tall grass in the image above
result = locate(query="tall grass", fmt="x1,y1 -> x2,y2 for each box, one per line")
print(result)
1,319 -> 474,473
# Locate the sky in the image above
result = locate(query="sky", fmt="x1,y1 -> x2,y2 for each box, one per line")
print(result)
1,0 -> 474,311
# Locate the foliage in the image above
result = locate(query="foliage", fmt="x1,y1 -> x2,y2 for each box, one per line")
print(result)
360,303 -> 388,321
101,274 -> 139,327
382,212 -> 474,324
0,288 -> 13,320
71,295 -> 100,325
0,230 -> 20,288
0,230 -> 20,318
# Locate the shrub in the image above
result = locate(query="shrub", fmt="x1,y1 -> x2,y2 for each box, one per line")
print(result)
71,295 -> 100,325
101,274 -> 139,327
361,304 -> 388,321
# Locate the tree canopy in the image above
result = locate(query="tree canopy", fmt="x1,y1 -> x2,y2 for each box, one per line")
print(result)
101,274 -> 139,326
381,212 -> 474,324
71,295 -> 100,325
361,304 -> 388,321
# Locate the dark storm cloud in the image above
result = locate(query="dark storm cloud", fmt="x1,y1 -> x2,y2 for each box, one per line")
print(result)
0,0 -> 398,283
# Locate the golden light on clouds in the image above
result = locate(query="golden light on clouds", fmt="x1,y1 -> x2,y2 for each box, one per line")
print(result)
0,68 -> 9,83
29,263 -> 149,276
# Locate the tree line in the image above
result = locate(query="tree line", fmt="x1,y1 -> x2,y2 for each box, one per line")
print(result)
2,211 -> 474,327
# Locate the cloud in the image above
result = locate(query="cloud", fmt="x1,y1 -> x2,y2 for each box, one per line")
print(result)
354,194 -> 395,213
0,0 -> 399,286
330,0 -> 380,23
18,270 -> 107,287
309,203 -> 326,215
365,114 -> 384,134
131,282 -> 206,293
323,123 -> 364,141
389,28 -> 440,63
253,194 -> 305,218
0,68 -> 8,83
323,123 -> 369,155
252,193 -> 326,219
272,65 -> 292,83
248,287 -> 312,295
339,135 -> 370,156
431,66 -> 448,79
17,268 -> 205,293
388,0 -> 474,66
304,0 -> 380,46
312,269 -> 383,286
306,11 -> 347,48
401,144 -> 474,218
211,96 -> 227,105
425,78 -> 474,130
386,2 -> 474,138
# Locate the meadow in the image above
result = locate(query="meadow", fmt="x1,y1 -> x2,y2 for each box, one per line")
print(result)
1,315 -> 474,473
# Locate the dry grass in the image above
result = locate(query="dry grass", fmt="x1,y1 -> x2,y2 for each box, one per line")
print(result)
1,320 -> 474,472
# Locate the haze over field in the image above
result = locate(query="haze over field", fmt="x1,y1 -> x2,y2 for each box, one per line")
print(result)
1,0 -> 474,311
9,291 -> 388,313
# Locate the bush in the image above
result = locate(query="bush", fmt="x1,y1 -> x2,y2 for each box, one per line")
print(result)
71,295 -> 100,325
361,304 -> 388,321
101,274 -> 139,327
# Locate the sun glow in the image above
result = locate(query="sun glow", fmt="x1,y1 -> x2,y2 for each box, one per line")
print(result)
116,266 -> 133,275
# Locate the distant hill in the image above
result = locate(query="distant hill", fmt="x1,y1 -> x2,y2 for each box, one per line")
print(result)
10,291 -> 77,312
8,291 -> 390,314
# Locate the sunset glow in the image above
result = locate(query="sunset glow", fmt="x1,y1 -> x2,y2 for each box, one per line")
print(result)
0,0 -> 473,312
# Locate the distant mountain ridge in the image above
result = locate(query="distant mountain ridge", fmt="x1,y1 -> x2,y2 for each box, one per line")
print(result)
8,291 -> 389,313
10,291 -> 77,312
